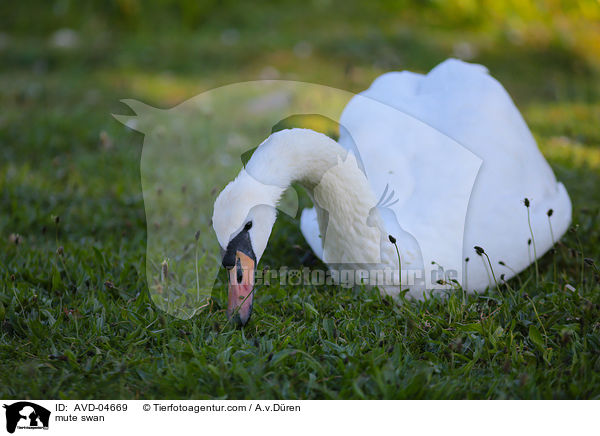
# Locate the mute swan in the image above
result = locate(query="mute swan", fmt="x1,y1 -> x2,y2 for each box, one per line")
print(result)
212,59 -> 572,325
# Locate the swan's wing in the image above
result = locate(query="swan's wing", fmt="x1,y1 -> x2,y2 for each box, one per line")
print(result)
339,88 -> 482,289
339,59 -> 571,291
401,59 -> 571,287
300,207 -> 324,261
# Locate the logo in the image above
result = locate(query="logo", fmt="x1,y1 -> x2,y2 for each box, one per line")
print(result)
3,402 -> 50,433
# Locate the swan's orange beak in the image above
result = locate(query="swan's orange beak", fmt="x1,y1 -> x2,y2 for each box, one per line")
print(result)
227,250 -> 255,326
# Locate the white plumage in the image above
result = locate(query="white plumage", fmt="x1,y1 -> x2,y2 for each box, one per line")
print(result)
300,58 -> 571,295
214,59 -> 571,300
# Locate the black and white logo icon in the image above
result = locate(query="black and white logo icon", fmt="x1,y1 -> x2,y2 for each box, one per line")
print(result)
3,402 -> 50,433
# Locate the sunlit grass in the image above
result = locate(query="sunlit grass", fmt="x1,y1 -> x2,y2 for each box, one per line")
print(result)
541,137 -> 600,170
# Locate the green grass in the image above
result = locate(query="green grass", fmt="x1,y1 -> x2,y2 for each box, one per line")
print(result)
1,1 -> 599,399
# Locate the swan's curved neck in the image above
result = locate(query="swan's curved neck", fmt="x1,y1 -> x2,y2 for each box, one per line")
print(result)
244,128 -> 387,266
245,128 -> 349,190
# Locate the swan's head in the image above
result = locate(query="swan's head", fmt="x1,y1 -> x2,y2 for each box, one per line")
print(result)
212,170 -> 281,325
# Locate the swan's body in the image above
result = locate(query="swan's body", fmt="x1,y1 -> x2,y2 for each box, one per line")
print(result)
213,59 -> 572,324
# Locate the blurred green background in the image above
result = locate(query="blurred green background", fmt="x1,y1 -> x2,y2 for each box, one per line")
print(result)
1,1 -> 599,398
3,0 -> 600,102
2,0 -> 599,168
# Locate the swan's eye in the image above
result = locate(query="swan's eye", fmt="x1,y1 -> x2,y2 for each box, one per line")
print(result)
244,221 -> 253,231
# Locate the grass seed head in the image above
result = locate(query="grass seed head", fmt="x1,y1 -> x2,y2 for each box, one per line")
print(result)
161,260 -> 168,281
474,245 -> 485,255
523,198 -> 530,208
547,209 -> 553,217
388,234 -> 396,244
